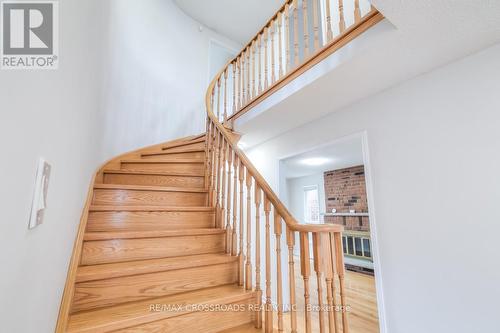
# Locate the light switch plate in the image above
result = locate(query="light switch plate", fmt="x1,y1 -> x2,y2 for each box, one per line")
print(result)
28,158 -> 51,229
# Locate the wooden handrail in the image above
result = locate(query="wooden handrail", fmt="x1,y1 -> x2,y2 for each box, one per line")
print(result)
203,2 -> 386,331
213,1 -> 383,123
205,73 -> 341,234
206,84 -> 350,332
206,54 -> 334,232
205,0 -> 383,232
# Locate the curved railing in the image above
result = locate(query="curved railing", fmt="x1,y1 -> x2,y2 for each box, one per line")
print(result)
204,1 -> 383,332
210,0 -> 383,126
206,71 -> 348,333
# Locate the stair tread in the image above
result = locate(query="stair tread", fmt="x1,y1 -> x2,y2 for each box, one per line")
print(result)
218,323 -> 263,332
102,169 -> 204,177
76,253 -> 238,283
161,137 -> 206,150
121,158 -> 204,164
93,184 -> 208,192
160,134 -> 204,146
84,228 -> 225,241
142,148 -> 205,157
188,133 -> 206,140
67,285 -> 255,333
89,205 -> 214,212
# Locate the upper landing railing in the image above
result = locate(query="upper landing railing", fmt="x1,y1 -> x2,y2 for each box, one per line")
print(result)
210,0 -> 383,126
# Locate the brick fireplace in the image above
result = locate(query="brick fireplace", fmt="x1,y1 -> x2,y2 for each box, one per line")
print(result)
323,165 -> 369,232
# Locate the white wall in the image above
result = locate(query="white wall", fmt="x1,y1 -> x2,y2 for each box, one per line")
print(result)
208,40 -> 237,85
0,2 -> 240,331
245,43 -> 500,333
0,1 -> 108,332
286,173 -> 326,256
99,0 -> 240,160
286,173 -> 326,224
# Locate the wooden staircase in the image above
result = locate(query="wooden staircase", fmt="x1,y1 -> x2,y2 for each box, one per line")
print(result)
55,0 -> 376,329
52,0 -> 386,329
57,128 -> 348,333
57,134 -> 259,333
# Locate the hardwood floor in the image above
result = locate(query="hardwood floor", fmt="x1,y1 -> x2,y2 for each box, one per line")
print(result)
341,270 -> 380,333
226,259 -> 380,333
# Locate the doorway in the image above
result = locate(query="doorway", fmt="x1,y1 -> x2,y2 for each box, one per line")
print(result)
279,133 -> 384,333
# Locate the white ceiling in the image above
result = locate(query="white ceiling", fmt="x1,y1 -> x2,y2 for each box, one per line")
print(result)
281,135 -> 364,179
233,0 -> 500,148
174,0 -> 284,44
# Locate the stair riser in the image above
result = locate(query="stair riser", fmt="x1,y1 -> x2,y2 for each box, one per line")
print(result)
81,234 -> 225,265
120,162 -> 204,175
114,299 -> 254,333
162,141 -> 205,152
92,189 -> 208,207
142,151 -> 205,160
72,262 -> 238,312
103,173 -> 205,188
87,211 -> 215,232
